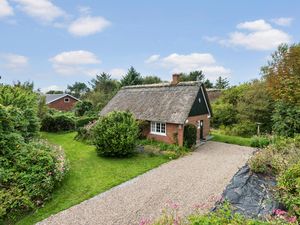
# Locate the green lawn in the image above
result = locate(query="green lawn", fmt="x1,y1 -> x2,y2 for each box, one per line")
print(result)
17,132 -> 169,225
211,130 -> 252,147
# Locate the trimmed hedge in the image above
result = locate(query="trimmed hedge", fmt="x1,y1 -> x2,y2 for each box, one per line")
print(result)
41,114 -> 76,132
183,124 -> 197,148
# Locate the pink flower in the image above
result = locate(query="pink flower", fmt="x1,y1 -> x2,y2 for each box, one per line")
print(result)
139,218 -> 151,225
274,209 -> 287,216
287,216 -> 297,223
170,203 -> 179,210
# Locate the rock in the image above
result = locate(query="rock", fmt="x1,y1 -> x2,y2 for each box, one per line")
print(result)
214,165 -> 281,218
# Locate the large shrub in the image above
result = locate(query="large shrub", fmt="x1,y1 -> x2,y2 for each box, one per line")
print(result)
0,84 -> 39,139
249,136 -> 300,175
272,101 -> 300,137
93,111 -> 139,157
0,103 -> 68,221
76,116 -> 98,128
183,124 -> 197,148
41,113 -> 76,132
74,101 -> 94,117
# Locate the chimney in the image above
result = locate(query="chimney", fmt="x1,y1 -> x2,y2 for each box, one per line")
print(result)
171,74 -> 180,85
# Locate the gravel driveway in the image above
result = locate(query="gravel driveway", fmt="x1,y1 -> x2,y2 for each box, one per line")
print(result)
37,141 -> 255,225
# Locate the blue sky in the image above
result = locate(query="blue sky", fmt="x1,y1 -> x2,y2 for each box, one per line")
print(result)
0,0 -> 299,92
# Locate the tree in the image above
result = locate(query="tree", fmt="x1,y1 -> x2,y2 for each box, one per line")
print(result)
204,79 -> 213,88
46,90 -> 63,94
66,82 -> 89,98
85,73 -> 120,110
236,80 -> 274,133
179,70 -> 205,82
262,43 -> 300,105
214,76 -> 229,89
74,101 -> 94,117
141,75 -> 162,84
120,67 -> 142,86
13,80 -> 34,91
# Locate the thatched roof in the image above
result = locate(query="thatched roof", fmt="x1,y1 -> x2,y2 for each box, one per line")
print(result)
206,89 -> 222,102
100,81 -> 210,124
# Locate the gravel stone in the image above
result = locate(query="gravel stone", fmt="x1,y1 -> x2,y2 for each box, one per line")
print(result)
37,141 -> 254,225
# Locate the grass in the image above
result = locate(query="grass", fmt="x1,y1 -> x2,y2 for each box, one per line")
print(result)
211,130 -> 252,147
16,132 -> 169,225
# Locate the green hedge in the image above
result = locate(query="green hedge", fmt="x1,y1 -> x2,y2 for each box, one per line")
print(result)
41,114 -> 76,132
93,111 -> 139,157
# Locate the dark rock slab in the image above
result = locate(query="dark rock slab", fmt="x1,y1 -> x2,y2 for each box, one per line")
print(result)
214,165 -> 281,218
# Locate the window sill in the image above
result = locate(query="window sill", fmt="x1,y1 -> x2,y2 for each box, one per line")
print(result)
150,132 -> 167,136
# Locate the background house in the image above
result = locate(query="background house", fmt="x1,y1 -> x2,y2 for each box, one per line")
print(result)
100,74 -> 212,146
45,94 -> 79,111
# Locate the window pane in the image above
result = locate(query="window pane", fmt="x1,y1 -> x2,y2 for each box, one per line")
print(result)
156,122 -> 161,132
151,122 -> 154,132
161,123 -> 166,133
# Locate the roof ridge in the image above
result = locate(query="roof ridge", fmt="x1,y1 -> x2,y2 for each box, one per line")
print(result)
122,81 -> 202,89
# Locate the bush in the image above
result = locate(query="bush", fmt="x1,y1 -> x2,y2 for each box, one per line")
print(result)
278,161 -> 300,218
138,120 -> 150,139
93,111 -> 139,157
183,124 -> 197,148
272,101 -> 300,137
249,136 -> 300,175
0,85 -> 39,139
0,131 -> 67,221
230,121 -> 256,137
74,101 -> 94,117
41,113 -> 76,132
76,116 -> 98,128
137,139 -> 189,159
250,135 -> 271,148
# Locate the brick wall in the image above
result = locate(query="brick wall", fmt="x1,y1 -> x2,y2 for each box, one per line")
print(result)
48,97 -> 78,111
186,114 -> 210,140
143,122 -> 184,146
141,114 -> 209,146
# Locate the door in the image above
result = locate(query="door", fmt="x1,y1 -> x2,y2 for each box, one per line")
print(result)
200,120 -> 204,140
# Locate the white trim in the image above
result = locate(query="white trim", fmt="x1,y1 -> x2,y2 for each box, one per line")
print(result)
200,86 -> 211,117
150,121 -> 167,136
46,94 -> 81,104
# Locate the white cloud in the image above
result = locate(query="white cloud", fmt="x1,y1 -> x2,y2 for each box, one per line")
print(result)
208,19 -> 292,51
1,53 -> 28,70
68,16 -> 110,36
145,54 -> 160,64
41,85 -> 64,93
146,53 -> 230,80
13,0 -> 66,22
50,50 -> 100,75
0,0 -> 14,18
237,19 -> 272,31
271,17 -> 293,26
109,68 -> 126,78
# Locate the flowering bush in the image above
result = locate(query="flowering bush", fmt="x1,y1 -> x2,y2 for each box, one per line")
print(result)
0,136 -> 68,221
147,201 -> 296,225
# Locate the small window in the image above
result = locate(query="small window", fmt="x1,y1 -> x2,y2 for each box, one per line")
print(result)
150,121 -> 166,135
64,97 -> 70,103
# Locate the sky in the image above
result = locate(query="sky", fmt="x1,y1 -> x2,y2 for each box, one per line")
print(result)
0,0 -> 299,92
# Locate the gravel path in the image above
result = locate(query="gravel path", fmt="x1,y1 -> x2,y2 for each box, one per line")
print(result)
37,141 -> 255,225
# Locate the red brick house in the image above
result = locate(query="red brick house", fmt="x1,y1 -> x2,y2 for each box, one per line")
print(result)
45,94 -> 80,111
100,74 -> 212,146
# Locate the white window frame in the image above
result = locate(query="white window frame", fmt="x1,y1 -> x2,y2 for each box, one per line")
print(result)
150,121 -> 166,136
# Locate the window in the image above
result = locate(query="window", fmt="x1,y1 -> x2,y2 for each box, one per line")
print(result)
150,121 -> 166,135
64,97 -> 70,103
